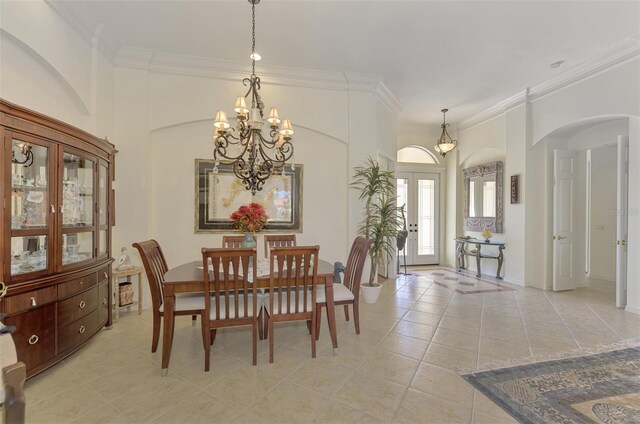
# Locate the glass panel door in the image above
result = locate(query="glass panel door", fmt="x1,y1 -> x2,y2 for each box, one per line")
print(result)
60,150 -> 95,268
9,136 -> 53,278
97,162 -> 108,256
396,172 -> 440,265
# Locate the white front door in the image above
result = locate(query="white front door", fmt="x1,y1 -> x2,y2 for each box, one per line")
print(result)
616,135 -> 629,308
553,149 -> 577,291
397,173 -> 440,265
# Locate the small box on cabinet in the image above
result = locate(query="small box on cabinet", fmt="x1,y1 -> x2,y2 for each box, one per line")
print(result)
118,282 -> 134,306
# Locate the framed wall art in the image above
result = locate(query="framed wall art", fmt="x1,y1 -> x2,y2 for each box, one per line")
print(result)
195,159 -> 303,233
511,174 -> 519,204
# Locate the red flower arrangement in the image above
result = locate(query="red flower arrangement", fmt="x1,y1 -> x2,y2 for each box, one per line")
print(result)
230,202 -> 268,233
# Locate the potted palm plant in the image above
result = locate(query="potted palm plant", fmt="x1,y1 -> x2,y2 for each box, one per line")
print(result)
351,157 -> 400,303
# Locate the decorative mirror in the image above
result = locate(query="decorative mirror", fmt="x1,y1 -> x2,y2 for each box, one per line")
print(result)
463,161 -> 503,233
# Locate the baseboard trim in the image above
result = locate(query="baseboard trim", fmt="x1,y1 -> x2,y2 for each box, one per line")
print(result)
502,276 -> 525,287
588,273 -> 616,283
625,305 -> 640,315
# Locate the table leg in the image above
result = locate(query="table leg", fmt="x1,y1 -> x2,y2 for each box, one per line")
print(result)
324,276 -> 338,354
497,245 -> 505,279
137,272 -> 143,315
161,288 -> 175,376
475,243 -> 482,278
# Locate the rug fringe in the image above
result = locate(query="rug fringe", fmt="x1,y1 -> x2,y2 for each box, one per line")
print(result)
458,338 -> 640,375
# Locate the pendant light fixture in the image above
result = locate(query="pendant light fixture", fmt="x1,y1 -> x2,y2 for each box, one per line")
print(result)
434,108 -> 457,158
212,0 -> 294,195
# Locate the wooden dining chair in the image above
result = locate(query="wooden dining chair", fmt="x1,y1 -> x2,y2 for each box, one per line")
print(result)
201,247 -> 260,371
316,237 -> 372,339
132,240 -> 205,353
222,235 -> 256,248
263,234 -> 297,258
264,245 -> 319,363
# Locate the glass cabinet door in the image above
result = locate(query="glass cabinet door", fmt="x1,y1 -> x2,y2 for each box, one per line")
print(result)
60,150 -> 95,267
97,162 -> 109,257
9,136 -> 53,277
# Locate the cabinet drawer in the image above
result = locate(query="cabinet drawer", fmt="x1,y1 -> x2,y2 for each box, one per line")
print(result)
58,273 -> 98,300
5,304 -> 56,372
57,286 -> 98,328
98,266 -> 110,284
58,309 -> 99,354
0,286 -> 56,315
98,281 -> 110,326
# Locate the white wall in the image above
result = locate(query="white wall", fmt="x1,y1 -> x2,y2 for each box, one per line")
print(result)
589,145 -> 617,281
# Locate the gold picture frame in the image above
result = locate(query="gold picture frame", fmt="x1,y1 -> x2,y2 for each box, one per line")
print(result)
194,159 -> 303,233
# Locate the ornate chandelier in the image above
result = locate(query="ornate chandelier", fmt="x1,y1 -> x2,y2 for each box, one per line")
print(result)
212,0 -> 294,195
434,108 -> 457,158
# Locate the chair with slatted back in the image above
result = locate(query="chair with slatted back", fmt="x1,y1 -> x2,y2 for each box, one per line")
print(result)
263,234 -> 297,258
132,240 -> 205,353
222,235 -> 257,248
201,247 -> 260,371
316,237 -> 372,339
264,245 -> 319,363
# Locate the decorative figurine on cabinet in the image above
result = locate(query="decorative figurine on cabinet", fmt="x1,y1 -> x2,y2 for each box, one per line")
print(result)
115,247 -> 134,270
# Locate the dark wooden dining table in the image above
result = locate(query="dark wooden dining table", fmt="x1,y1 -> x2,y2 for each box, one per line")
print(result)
160,259 -> 338,375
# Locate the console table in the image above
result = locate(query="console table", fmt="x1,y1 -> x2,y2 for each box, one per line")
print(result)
112,266 -> 143,323
455,238 -> 505,279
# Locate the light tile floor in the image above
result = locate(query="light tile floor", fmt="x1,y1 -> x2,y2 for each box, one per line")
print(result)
22,272 -> 640,423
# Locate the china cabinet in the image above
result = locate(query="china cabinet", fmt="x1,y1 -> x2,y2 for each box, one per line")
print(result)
0,99 -> 115,377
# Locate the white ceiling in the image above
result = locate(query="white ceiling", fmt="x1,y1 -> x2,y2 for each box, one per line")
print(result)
56,0 -> 640,125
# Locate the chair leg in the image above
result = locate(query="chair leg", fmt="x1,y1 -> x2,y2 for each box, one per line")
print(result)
210,329 -> 217,345
306,320 -> 312,334
258,310 -> 264,340
200,312 -> 208,351
344,305 -> 349,321
192,314 -> 197,326
311,310 -> 317,359
264,313 -> 269,340
151,311 -> 161,353
204,323 -> 211,372
252,321 -> 258,366
315,305 -> 322,341
268,314 -> 274,364
353,301 -> 360,335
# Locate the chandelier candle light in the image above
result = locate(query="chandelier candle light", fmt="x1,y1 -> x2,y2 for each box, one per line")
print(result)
434,108 -> 457,158
212,0 -> 294,195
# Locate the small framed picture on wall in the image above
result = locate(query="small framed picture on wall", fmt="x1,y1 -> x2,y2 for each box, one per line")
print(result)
511,174 -> 519,204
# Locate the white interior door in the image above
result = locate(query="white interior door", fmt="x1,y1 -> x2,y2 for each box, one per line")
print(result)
616,135 -> 629,308
397,173 -> 439,265
553,149 -> 577,291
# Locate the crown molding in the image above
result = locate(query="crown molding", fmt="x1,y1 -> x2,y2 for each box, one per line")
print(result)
117,48 -> 388,92
460,90 -> 527,130
460,37 -> 640,130
44,0 -> 117,63
530,38 -> 639,101
375,82 -> 403,116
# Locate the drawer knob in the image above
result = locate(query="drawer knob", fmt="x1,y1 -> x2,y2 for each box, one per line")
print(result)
28,335 -> 39,345
80,281 -> 84,286
30,297 -> 37,307
79,300 -> 86,309
78,325 -> 86,334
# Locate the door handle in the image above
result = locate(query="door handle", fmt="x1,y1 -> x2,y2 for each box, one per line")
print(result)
621,240 -> 626,246
554,236 -> 567,240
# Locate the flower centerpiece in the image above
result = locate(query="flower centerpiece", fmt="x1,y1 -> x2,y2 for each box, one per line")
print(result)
230,203 -> 268,249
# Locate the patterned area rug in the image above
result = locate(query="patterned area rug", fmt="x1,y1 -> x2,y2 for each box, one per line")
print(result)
463,347 -> 640,424
412,268 -> 515,294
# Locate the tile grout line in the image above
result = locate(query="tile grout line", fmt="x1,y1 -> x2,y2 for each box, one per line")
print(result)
469,289 -> 486,423
389,277 -> 456,423
513,291 -> 534,357
543,291 -> 584,351
583,301 -> 625,340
